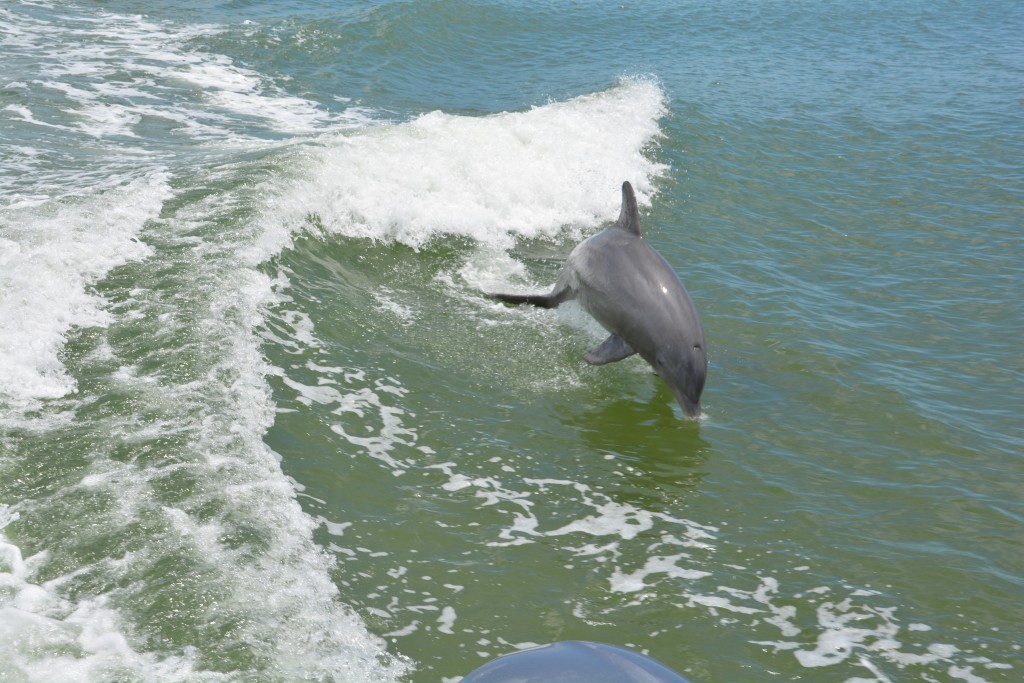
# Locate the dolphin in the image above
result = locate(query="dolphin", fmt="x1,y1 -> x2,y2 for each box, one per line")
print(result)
461,640 -> 693,683
488,181 -> 707,418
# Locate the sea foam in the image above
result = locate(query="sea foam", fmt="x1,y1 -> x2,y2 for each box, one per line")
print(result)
0,172 -> 171,413
272,77 -> 669,252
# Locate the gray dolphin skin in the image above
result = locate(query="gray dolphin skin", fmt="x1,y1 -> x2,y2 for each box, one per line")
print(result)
461,640 -> 693,683
488,181 -> 707,419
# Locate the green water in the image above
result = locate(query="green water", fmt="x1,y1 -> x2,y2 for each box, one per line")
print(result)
1,1 -> 1021,681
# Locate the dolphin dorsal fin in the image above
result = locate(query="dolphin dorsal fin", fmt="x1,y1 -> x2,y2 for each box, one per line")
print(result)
614,181 -> 642,237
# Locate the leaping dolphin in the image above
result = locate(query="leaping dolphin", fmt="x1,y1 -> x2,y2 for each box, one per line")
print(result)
488,181 -> 707,419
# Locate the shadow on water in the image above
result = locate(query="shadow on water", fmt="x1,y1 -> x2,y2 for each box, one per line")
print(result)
555,380 -> 713,493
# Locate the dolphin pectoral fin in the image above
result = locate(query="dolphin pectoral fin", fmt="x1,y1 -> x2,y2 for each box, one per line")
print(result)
584,334 -> 637,365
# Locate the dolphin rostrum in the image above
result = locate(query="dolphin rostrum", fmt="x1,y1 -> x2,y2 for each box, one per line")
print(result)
488,181 -> 707,419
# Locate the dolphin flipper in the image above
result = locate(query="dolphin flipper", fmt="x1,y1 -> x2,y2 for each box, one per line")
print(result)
584,334 -> 637,365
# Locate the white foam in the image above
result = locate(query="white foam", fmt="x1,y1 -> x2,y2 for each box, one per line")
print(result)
428,470 -> 716,567
0,223 -> 410,680
2,6 -> 373,148
3,103 -> 69,132
267,300 -> 423,477
0,172 -> 171,412
744,582 -> 1013,681
0,506 -> 215,682
76,102 -> 142,138
373,289 -> 418,325
0,6 -> 417,682
437,606 -> 458,635
948,666 -> 989,683
328,384 -> 419,472
417,467 -> 1016,683
547,497 -> 658,540
273,77 -> 668,251
2,75 -> 403,683
609,555 -> 713,593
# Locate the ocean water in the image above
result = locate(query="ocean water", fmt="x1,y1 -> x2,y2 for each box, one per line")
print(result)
1,0 -> 1021,681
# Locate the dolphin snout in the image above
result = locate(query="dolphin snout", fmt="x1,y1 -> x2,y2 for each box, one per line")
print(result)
674,387 -> 702,419
659,346 -> 706,420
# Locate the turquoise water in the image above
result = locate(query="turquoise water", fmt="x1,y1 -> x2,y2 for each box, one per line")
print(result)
1,1 -> 1021,681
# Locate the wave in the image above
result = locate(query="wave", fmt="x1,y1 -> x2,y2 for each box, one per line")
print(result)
0,5 -> 405,681
1,5 -> 674,681
0,173 -> 171,411
269,76 -> 669,251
